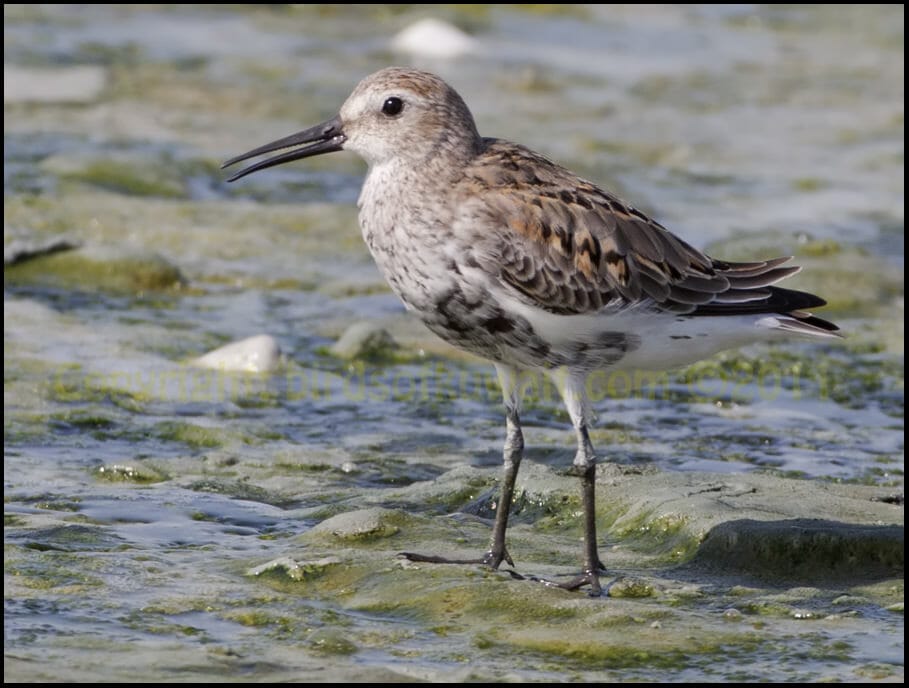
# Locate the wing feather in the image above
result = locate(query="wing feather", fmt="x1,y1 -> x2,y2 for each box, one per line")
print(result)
457,139 -> 839,334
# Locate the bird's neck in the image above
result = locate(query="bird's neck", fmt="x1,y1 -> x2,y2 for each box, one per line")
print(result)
359,147 -> 468,215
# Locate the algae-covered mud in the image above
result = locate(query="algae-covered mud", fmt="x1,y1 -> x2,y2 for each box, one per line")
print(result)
4,4 -> 903,683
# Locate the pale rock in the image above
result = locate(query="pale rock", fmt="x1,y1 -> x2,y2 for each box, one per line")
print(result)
193,334 -> 282,373
391,18 -> 478,59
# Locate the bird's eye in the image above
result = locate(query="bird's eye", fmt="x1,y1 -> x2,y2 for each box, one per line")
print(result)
382,96 -> 404,117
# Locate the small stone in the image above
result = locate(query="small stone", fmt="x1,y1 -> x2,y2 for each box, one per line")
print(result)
329,321 -> 398,361
3,244 -> 184,293
193,334 -> 282,373
246,556 -> 341,581
93,463 -> 167,484
4,65 -> 107,104
307,507 -> 403,541
308,629 -> 358,655
4,236 -> 81,266
391,18 -> 478,59
832,594 -> 868,606
608,577 -> 656,598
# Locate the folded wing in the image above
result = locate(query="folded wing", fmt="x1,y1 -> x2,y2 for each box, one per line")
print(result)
459,139 -> 839,336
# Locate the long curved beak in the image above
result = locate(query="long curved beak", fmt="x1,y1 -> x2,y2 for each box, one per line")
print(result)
221,114 -> 345,182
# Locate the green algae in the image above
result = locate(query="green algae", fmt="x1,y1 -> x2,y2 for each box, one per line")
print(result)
188,478 -> 287,506
6,546 -> 109,591
305,508 -> 409,543
792,177 -> 829,193
797,237 -> 842,256
227,609 -> 295,631
496,635 -> 716,669
155,417 -> 290,450
675,344 -> 903,414
418,475 -> 496,513
3,192 -> 363,290
855,663 -> 900,680
307,629 -> 359,655
247,556 -> 342,583
58,159 -> 189,199
6,563 -> 105,592
46,370 -> 115,405
692,519 -> 904,585
49,410 -> 117,433
849,580 -> 904,609
467,585 -> 581,623
328,326 -> 401,363
12,495 -> 83,513
93,462 -> 169,484
608,577 -> 657,598
4,246 -> 185,294
154,420 -> 226,449
603,507 -> 701,565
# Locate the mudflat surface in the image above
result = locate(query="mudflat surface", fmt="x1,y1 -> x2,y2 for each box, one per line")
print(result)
4,4 -> 903,682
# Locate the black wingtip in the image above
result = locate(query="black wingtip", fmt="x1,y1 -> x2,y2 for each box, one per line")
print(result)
691,286 -> 831,318
793,313 -> 840,333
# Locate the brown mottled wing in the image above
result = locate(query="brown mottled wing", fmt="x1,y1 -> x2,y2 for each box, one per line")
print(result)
461,140 -> 825,319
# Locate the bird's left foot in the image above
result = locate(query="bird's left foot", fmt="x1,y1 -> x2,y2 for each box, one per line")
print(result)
399,546 -> 514,569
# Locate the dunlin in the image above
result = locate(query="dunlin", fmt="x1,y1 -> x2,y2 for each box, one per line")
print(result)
224,67 -> 840,595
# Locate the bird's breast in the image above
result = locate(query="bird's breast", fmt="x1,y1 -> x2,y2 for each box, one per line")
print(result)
357,168 -> 460,313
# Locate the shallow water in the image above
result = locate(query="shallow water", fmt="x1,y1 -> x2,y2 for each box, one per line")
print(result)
4,4 -> 904,683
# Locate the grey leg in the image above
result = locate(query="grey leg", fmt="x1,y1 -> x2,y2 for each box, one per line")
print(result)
482,402 -> 522,568
400,364 -> 526,569
554,372 -> 606,595
562,424 -> 605,594
482,363 -> 527,568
